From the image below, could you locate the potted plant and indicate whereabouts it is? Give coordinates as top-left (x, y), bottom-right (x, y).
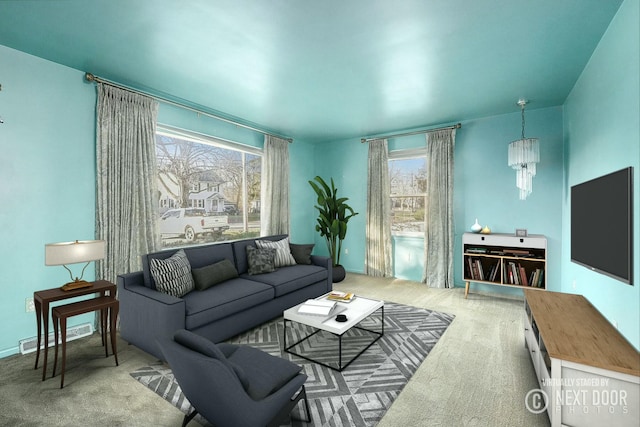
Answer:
top-left (308, 176), bottom-right (358, 282)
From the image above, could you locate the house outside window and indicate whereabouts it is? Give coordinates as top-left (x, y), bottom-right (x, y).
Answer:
top-left (156, 126), bottom-right (262, 248)
top-left (389, 149), bottom-right (426, 237)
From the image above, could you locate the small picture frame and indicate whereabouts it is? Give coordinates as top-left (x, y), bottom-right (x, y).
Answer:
top-left (515, 228), bottom-right (528, 237)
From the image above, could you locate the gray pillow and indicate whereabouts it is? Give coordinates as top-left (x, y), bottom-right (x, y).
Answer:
top-left (246, 245), bottom-right (276, 275)
top-left (289, 243), bottom-right (315, 265)
top-left (255, 237), bottom-right (296, 267)
top-left (149, 249), bottom-right (194, 297)
top-left (191, 259), bottom-right (239, 291)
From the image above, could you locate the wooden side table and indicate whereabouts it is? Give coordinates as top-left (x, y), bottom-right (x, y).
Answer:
top-left (52, 296), bottom-right (119, 388)
top-left (33, 280), bottom-right (116, 381)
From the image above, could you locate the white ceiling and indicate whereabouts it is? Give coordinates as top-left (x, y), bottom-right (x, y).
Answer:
top-left (0, 0), bottom-right (624, 142)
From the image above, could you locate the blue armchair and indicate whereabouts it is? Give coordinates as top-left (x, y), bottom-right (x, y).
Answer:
top-left (158, 329), bottom-right (311, 427)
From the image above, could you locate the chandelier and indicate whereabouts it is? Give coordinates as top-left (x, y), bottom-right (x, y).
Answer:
top-left (508, 99), bottom-right (539, 200)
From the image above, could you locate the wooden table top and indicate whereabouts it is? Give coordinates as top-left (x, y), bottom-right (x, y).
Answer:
top-left (525, 289), bottom-right (640, 377)
top-left (34, 280), bottom-right (116, 302)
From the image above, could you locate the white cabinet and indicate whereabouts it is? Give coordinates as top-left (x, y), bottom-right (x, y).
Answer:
top-left (524, 290), bottom-right (640, 426)
top-left (462, 232), bottom-right (547, 298)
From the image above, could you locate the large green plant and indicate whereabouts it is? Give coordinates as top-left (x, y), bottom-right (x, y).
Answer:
top-left (309, 176), bottom-right (358, 267)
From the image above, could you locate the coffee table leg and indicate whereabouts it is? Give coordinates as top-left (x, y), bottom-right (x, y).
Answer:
top-left (338, 335), bottom-right (343, 370)
top-left (283, 319), bottom-right (288, 351)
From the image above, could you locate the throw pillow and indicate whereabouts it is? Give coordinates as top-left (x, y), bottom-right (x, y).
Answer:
top-left (289, 243), bottom-right (315, 265)
top-left (191, 259), bottom-right (239, 291)
top-left (246, 245), bottom-right (276, 275)
top-left (149, 249), bottom-right (194, 297)
top-left (255, 237), bottom-right (296, 267)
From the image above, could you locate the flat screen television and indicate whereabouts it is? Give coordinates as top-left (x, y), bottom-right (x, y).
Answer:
top-left (571, 167), bottom-right (633, 285)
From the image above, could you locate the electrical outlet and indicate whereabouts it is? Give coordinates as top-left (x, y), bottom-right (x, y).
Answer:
top-left (572, 280), bottom-right (576, 290)
top-left (344, 248), bottom-right (349, 255)
top-left (25, 297), bottom-right (35, 313)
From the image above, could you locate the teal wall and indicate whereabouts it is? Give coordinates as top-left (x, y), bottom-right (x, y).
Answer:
top-left (454, 108), bottom-right (564, 296)
top-left (0, 45), bottom-right (319, 358)
top-left (562, 0), bottom-right (639, 349)
top-left (0, 0), bottom-right (637, 356)
top-left (0, 45), bottom-right (97, 357)
top-left (311, 107), bottom-right (564, 295)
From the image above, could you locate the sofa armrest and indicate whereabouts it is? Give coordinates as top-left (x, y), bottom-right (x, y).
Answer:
top-left (310, 255), bottom-right (333, 293)
top-left (117, 272), bottom-right (186, 360)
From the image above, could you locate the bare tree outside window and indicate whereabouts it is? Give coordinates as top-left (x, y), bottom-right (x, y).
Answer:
top-left (156, 130), bottom-right (261, 247)
top-left (389, 157), bottom-right (426, 236)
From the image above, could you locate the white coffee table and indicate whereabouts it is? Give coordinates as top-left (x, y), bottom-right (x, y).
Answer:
top-left (283, 293), bottom-right (384, 371)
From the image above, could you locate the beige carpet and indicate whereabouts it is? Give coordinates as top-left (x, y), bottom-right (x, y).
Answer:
top-left (0, 274), bottom-right (549, 426)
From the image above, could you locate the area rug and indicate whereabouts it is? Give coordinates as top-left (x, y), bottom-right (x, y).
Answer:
top-left (131, 301), bottom-right (454, 427)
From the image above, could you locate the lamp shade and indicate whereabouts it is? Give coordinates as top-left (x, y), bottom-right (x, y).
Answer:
top-left (45, 240), bottom-right (106, 266)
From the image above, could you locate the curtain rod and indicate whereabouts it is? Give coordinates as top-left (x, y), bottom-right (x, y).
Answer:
top-left (84, 73), bottom-right (293, 143)
top-left (360, 122), bottom-right (462, 143)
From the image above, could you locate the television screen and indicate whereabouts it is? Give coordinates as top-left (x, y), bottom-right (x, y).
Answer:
top-left (571, 167), bottom-right (633, 285)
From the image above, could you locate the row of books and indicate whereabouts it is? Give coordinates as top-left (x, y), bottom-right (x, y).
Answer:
top-left (504, 262), bottom-right (544, 287)
top-left (465, 258), bottom-right (544, 288)
top-left (466, 258), bottom-right (500, 282)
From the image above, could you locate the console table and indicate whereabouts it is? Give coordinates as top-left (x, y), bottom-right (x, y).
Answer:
top-left (33, 280), bottom-right (116, 381)
top-left (524, 289), bottom-right (639, 426)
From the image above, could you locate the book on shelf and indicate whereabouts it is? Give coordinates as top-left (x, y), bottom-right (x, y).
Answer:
top-left (298, 299), bottom-right (337, 316)
top-left (327, 291), bottom-right (355, 302)
top-left (466, 247), bottom-right (487, 254)
top-left (519, 265), bottom-right (529, 287)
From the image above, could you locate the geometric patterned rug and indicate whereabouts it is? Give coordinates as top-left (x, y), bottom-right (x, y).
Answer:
top-left (131, 301), bottom-right (454, 426)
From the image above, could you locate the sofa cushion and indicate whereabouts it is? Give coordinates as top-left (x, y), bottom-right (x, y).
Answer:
top-left (226, 345), bottom-right (302, 400)
top-left (149, 249), bottom-right (194, 297)
top-left (191, 259), bottom-right (239, 291)
top-left (182, 277), bottom-right (274, 329)
top-left (255, 237), bottom-right (296, 267)
top-left (246, 246), bottom-right (276, 275)
top-left (142, 243), bottom-right (235, 290)
top-left (289, 243), bottom-right (315, 265)
top-left (242, 264), bottom-right (328, 297)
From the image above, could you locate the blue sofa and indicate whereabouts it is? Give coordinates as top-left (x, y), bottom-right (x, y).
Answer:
top-left (117, 235), bottom-right (332, 360)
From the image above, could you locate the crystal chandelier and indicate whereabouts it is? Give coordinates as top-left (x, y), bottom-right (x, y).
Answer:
top-left (508, 99), bottom-right (539, 200)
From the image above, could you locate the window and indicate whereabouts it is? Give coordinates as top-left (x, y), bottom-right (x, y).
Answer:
top-left (389, 149), bottom-right (426, 237)
top-left (156, 126), bottom-right (262, 248)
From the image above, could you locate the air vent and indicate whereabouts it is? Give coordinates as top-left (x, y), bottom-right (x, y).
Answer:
top-left (19, 322), bottom-right (94, 355)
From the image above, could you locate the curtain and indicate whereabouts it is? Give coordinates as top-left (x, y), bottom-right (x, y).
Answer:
top-left (423, 129), bottom-right (456, 288)
top-left (260, 135), bottom-right (290, 235)
top-left (365, 139), bottom-right (393, 277)
top-left (95, 84), bottom-right (160, 285)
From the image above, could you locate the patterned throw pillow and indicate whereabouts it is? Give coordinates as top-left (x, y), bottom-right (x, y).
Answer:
top-left (150, 249), bottom-right (194, 297)
top-left (255, 237), bottom-right (297, 267)
top-left (246, 245), bottom-right (276, 275)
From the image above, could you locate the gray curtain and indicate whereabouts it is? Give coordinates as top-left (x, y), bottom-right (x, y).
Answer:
top-left (260, 135), bottom-right (290, 235)
top-left (423, 129), bottom-right (456, 288)
top-left (95, 84), bottom-right (160, 284)
top-left (365, 139), bottom-right (393, 277)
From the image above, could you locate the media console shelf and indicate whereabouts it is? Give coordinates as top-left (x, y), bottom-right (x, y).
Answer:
top-left (462, 232), bottom-right (546, 298)
top-left (524, 290), bottom-right (639, 426)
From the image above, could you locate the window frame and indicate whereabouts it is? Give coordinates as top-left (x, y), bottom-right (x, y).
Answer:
top-left (155, 124), bottom-right (263, 247)
top-left (388, 148), bottom-right (427, 238)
